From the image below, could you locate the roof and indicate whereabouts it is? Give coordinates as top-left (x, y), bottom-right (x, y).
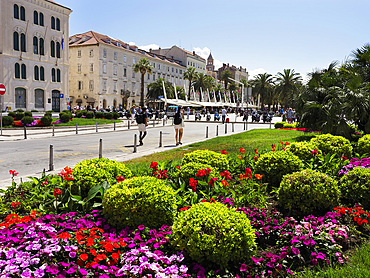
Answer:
top-left (45, 0), bottom-right (72, 11)
top-left (207, 53), bottom-right (213, 60)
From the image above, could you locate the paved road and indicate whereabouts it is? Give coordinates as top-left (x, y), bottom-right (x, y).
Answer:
top-left (0, 116), bottom-right (278, 189)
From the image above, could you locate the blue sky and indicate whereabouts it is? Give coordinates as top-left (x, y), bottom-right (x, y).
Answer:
top-left (57, 0), bottom-right (370, 81)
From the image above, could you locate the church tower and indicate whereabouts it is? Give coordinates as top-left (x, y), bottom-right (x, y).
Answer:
top-left (206, 52), bottom-right (214, 72)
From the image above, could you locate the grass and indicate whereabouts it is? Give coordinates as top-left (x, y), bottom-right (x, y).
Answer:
top-left (125, 128), bottom-right (317, 169)
top-left (54, 118), bottom-right (119, 126)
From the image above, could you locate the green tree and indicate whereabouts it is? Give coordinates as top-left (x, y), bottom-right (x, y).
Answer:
top-left (133, 58), bottom-right (153, 106)
top-left (275, 69), bottom-right (302, 108)
top-left (250, 73), bottom-right (274, 109)
top-left (219, 70), bottom-right (233, 90)
top-left (183, 67), bottom-right (198, 97)
top-left (350, 44), bottom-right (370, 82)
top-left (147, 78), bottom-right (174, 100)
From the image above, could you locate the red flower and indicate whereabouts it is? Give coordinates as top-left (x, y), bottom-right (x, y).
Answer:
top-left (342, 156), bottom-right (348, 161)
top-left (237, 155), bottom-right (242, 159)
top-left (53, 188), bottom-right (62, 198)
top-left (255, 149), bottom-right (258, 154)
top-left (176, 165), bottom-right (181, 170)
top-left (219, 170), bottom-right (231, 180)
top-left (221, 180), bottom-right (229, 187)
top-left (116, 176), bottom-right (125, 182)
top-left (255, 174), bottom-right (263, 180)
top-left (189, 178), bottom-right (197, 192)
top-left (220, 149), bottom-right (227, 155)
top-left (155, 169), bottom-right (168, 179)
top-left (312, 149), bottom-right (318, 155)
top-left (208, 177), bottom-right (218, 186)
top-left (11, 201), bottom-right (21, 210)
top-left (279, 141), bottom-right (283, 145)
top-left (58, 166), bottom-right (74, 181)
top-left (80, 253), bottom-right (89, 262)
top-left (253, 155), bottom-right (259, 161)
top-left (150, 161), bottom-right (159, 170)
top-left (285, 142), bottom-right (290, 146)
top-left (271, 144), bottom-right (276, 151)
top-left (42, 180), bottom-right (48, 186)
top-left (9, 170), bottom-right (19, 177)
top-left (112, 252), bottom-right (119, 260)
top-left (240, 148), bottom-right (245, 154)
top-left (179, 205), bottom-right (191, 211)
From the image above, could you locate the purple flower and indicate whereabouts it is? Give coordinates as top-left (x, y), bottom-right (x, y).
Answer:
top-left (292, 247), bottom-right (300, 255)
top-left (240, 263), bottom-right (247, 271)
top-left (138, 225), bottom-right (145, 230)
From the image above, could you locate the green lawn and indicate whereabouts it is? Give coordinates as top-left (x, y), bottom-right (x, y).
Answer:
top-left (53, 118), bottom-right (120, 126)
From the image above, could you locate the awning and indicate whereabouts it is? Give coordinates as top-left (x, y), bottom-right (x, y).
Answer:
top-left (76, 98), bottom-right (82, 103)
top-left (159, 98), bottom-right (202, 107)
top-left (87, 97), bottom-right (95, 102)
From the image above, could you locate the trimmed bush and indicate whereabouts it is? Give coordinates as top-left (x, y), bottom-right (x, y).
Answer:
top-left (59, 112), bottom-right (71, 123)
top-left (44, 111), bottom-right (52, 117)
top-left (40, 116), bottom-right (52, 126)
top-left (24, 111), bottom-right (32, 117)
top-left (357, 134), bottom-right (370, 157)
top-left (1, 116), bottom-right (14, 126)
top-left (286, 141), bottom-right (322, 162)
top-left (274, 122), bottom-right (285, 128)
top-left (310, 134), bottom-right (352, 158)
top-left (95, 112), bottom-right (103, 119)
top-left (86, 111), bottom-right (94, 119)
top-left (340, 167), bottom-right (370, 209)
top-left (113, 112), bottom-right (119, 119)
top-left (104, 112), bottom-right (113, 119)
top-left (14, 112), bottom-right (25, 121)
top-left (277, 169), bottom-right (340, 215)
top-left (21, 116), bottom-right (34, 125)
top-left (31, 110), bottom-right (38, 112)
top-left (103, 176), bottom-right (177, 230)
top-left (255, 150), bottom-right (304, 187)
top-left (8, 111), bottom-right (16, 118)
top-left (172, 202), bottom-right (256, 269)
top-left (182, 150), bottom-right (229, 172)
top-left (75, 111), bottom-right (83, 118)
top-left (177, 162), bottom-right (217, 186)
top-left (71, 158), bottom-right (132, 198)
top-left (15, 109), bottom-right (24, 113)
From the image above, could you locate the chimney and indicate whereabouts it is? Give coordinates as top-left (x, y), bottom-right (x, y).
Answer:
top-left (193, 51), bottom-right (195, 55)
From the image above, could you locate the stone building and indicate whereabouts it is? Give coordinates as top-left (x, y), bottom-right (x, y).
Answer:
top-left (69, 31), bottom-right (186, 110)
top-left (205, 52), bottom-right (217, 79)
top-left (0, 0), bottom-right (72, 112)
top-left (217, 63), bottom-right (249, 83)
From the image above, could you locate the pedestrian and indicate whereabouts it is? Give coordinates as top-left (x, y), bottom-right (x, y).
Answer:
top-left (136, 106), bottom-right (148, 145)
top-left (221, 107), bottom-right (227, 124)
top-left (174, 106), bottom-right (184, 146)
top-left (131, 106), bottom-right (136, 123)
top-left (287, 108), bottom-right (294, 124)
top-left (187, 106), bottom-right (190, 119)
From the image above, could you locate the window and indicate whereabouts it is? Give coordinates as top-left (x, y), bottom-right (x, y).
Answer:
top-left (153, 62), bottom-right (156, 68)
top-left (51, 17), bottom-right (55, 30)
top-left (114, 65), bottom-right (117, 75)
top-left (114, 81), bottom-right (117, 91)
top-left (158, 64), bottom-right (161, 70)
top-left (103, 80), bottom-right (107, 90)
top-left (176, 69), bottom-right (178, 74)
top-left (57, 69), bottom-right (61, 82)
top-left (132, 71), bottom-right (135, 78)
top-left (180, 70), bottom-right (182, 74)
top-left (39, 38), bottom-right (44, 55)
top-left (123, 68), bottom-right (127, 77)
top-left (20, 6), bottom-right (25, 21)
top-left (15, 88), bottom-right (26, 108)
top-left (34, 66), bottom-right (39, 80)
top-left (35, 89), bottom-right (44, 108)
top-left (39, 13), bottom-right (44, 26)
top-left (20, 33), bottom-right (26, 52)
top-left (34, 11), bottom-right (38, 24)
top-left (14, 4), bottom-right (19, 19)
top-left (21, 64), bottom-right (26, 79)
top-left (147, 73), bottom-right (150, 80)
top-left (172, 67), bottom-right (174, 73)
top-left (114, 52), bottom-right (117, 60)
top-left (89, 49), bottom-right (93, 57)
top-left (77, 50), bottom-right (81, 57)
top-left (123, 55), bottom-right (127, 63)
top-left (103, 49), bottom-right (107, 58)
top-left (13, 32), bottom-right (19, 51)
top-left (77, 64), bottom-right (81, 73)
top-left (56, 42), bottom-right (61, 58)
top-left (132, 83), bottom-right (135, 92)
top-left (90, 63), bottom-right (94, 72)
top-left (50, 41), bottom-right (55, 57)
top-left (132, 57), bottom-right (135, 64)
top-left (56, 18), bottom-right (60, 31)
top-left (168, 66), bottom-right (170, 72)
top-left (103, 64), bottom-right (107, 74)
top-left (33, 37), bottom-right (38, 54)
top-left (15, 63), bottom-right (20, 78)
top-left (153, 73), bottom-right (155, 81)
top-left (89, 80), bottom-right (94, 90)
top-left (51, 68), bottom-right (56, 82)
top-left (78, 81), bottom-right (83, 90)
top-left (40, 66), bottom-right (45, 81)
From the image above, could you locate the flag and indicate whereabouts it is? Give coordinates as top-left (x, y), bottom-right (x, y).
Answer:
top-left (61, 32), bottom-right (64, 50)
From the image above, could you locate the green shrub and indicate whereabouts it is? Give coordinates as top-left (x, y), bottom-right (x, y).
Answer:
top-left (172, 202), bottom-right (256, 269)
top-left (59, 112), bottom-right (71, 123)
top-left (72, 158), bottom-right (132, 198)
top-left (182, 150), bottom-right (229, 172)
top-left (274, 122), bottom-right (285, 128)
top-left (255, 150), bottom-right (304, 187)
top-left (177, 162), bottom-right (217, 186)
top-left (21, 116), bottom-right (34, 125)
top-left (310, 134), bottom-right (352, 158)
top-left (76, 111), bottom-right (83, 118)
top-left (104, 112), bottom-right (113, 119)
top-left (8, 111), bottom-right (16, 118)
top-left (277, 169), bottom-right (340, 215)
top-left (15, 109), bottom-right (24, 113)
top-left (15, 112), bottom-right (25, 121)
top-left (95, 112), bottom-right (103, 119)
top-left (40, 116), bottom-right (52, 126)
top-left (357, 134), bottom-right (370, 157)
top-left (113, 112), bottom-right (119, 119)
top-left (31, 110), bottom-right (38, 112)
top-left (86, 111), bottom-right (94, 119)
top-left (103, 176), bottom-right (177, 229)
top-left (1, 116), bottom-right (14, 126)
top-left (283, 123), bottom-right (297, 128)
top-left (340, 167), bottom-right (370, 209)
top-left (24, 111), bottom-right (32, 117)
top-left (44, 111), bottom-right (52, 117)
top-left (286, 141), bottom-right (322, 162)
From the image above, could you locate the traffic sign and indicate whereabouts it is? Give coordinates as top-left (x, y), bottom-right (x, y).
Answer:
top-left (0, 84), bottom-right (5, 95)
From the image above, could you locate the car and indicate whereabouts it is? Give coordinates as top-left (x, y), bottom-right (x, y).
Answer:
top-left (166, 105), bottom-right (178, 118)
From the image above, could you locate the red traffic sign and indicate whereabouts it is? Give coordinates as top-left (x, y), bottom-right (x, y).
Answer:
top-left (0, 84), bottom-right (6, 95)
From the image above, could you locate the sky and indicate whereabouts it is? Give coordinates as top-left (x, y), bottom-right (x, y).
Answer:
top-left (56, 0), bottom-right (370, 82)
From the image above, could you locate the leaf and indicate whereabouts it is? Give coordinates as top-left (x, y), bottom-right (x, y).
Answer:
top-left (86, 183), bottom-right (103, 202)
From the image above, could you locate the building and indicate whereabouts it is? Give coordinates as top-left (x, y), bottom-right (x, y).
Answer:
top-left (0, 0), bottom-right (72, 112)
top-left (217, 63), bottom-right (249, 83)
top-left (69, 31), bottom-right (186, 110)
top-left (150, 46), bottom-right (206, 74)
top-left (205, 52), bottom-right (217, 79)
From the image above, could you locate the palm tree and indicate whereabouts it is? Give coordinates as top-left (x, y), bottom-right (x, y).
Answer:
top-left (214, 84), bottom-right (223, 101)
top-left (133, 58), bottom-right (153, 106)
top-left (219, 70), bottom-right (232, 90)
top-left (147, 78), bottom-right (174, 100)
top-left (275, 69), bottom-right (302, 108)
top-left (250, 73), bottom-right (274, 109)
top-left (183, 67), bottom-right (198, 96)
top-left (350, 44), bottom-right (370, 82)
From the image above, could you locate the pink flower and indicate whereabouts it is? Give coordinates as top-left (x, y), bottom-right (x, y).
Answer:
top-left (240, 263), bottom-right (247, 271)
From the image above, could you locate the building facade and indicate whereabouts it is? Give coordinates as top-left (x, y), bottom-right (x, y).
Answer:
top-left (217, 63), bottom-right (249, 83)
top-left (0, 0), bottom-right (71, 112)
top-left (69, 31), bottom-right (186, 110)
top-left (205, 52), bottom-right (217, 79)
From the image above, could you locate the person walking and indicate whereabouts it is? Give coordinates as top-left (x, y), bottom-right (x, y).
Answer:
top-left (130, 106), bottom-right (136, 123)
top-left (187, 106), bottom-right (190, 119)
top-left (221, 107), bottom-right (227, 124)
top-left (135, 106), bottom-right (148, 145)
top-left (174, 106), bottom-right (184, 146)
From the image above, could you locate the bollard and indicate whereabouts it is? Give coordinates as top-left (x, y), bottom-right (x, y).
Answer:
top-left (216, 125), bottom-right (218, 136)
top-left (206, 126), bottom-right (208, 138)
top-left (246, 121), bottom-right (248, 131)
top-left (99, 138), bottom-right (103, 158)
top-left (244, 121), bottom-right (246, 130)
top-left (163, 118), bottom-right (165, 126)
top-left (49, 145), bottom-right (54, 171)
top-left (52, 124), bottom-right (55, 136)
top-left (133, 134), bottom-right (137, 153)
top-left (159, 131), bottom-right (162, 147)
top-left (270, 121), bottom-right (272, 129)
top-left (232, 123), bottom-right (234, 132)
top-left (76, 123), bottom-right (78, 134)
top-left (24, 125), bottom-right (27, 139)
top-left (114, 120), bottom-right (116, 131)
top-left (128, 120), bottom-right (130, 129)
top-left (96, 122), bottom-right (98, 132)
top-left (225, 123), bottom-right (227, 134)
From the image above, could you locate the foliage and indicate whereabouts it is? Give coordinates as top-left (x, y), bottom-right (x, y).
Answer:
top-left (338, 157), bottom-right (370, 176)
top-left (1, 115), bottom-right (14, 126)
top-left (357, 134), bottom-right (370, 156)
top-left (103, 176), bottom-right (177, 229)
top-left (8, 111), bottom-right (16, 118)
top-left (255, 150), bottom-right (304, 187)
top-left (274, 122), bottom-right (285, 128)
top-left (340, 167), bottom-right (370, 209)
top-left (59, 112), bottom-right (72, 123)
top-left (21, 116), bottom-right (34, 125)
top-left (24, 111), bottom-right (32, 117)
top-left (177, 162), bottom-right (216, 184)
top-left (95, 111), bottom-right (103, 119)
top-left (85, 111), bottom-right (94, 119)
top-left (277, 169), bottom-right (340, 216)
top-left (172, 202), bottom-right (256, 269)
top-left (14, 112), bottom-right (25, 121)
top-left (286, 141), bottom-right (322, 162)
top-left (311, 133), bottom-right (353, 158)
top-left (40, 115), bottom-right (52, 126)
top-left (182, 149), bottom-right (229, 172)
top-left (71, 158), bottom-right (132, 198)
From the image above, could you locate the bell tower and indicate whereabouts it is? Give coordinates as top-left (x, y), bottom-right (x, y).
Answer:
top-left (206, 52), bottom-right (214, 72)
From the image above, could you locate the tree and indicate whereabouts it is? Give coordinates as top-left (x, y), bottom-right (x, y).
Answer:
top-left (275, 69), bottom-right (302, 108)
top-left (219, 70), bottom-right (232, 90)
top-left (133, 58), bottom-right (153, 106)
top-left (147, 78), bottom-right (174, 100)
top-left (183, 67), bottom-right (198, 97)
top-left (350, 44), bottom-right (370, 82)
top-left (250, 73), bottom-right (274, 109)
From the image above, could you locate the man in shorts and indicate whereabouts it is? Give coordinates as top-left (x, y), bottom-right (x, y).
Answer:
top-left (136, 106), bottom-right (148, 145)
